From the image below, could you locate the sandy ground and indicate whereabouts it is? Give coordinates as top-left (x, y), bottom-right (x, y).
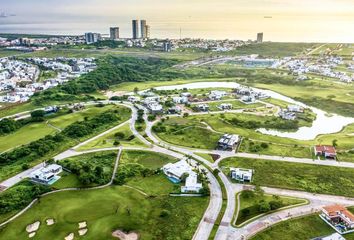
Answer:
top-left (46, 219), bottom-right (55, 226)
top-left (26, 221), bottom-right (40, 233)
top-left (78, 228), bottom-right (88, 236)
top-left (105, 90), bottom-right (129, 99)
top-left (64, 233), bottom-right (74, 240)
top-left (112, 230), bottom-right (139, 240)
top-left (28, 232), bottom-right (36, 238)
top-left (78, 221), bottom-right (87, 229)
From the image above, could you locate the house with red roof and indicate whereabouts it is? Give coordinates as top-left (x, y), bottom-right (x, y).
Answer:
top-left (314, 145), bottom-right (337, 159)
top-left (320, 204), bottom-right (354, 234)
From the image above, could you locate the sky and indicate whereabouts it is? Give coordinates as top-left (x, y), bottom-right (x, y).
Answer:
top-left (0, 0), bottom-right (353, 42)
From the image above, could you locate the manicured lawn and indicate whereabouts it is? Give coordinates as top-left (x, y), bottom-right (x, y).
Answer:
top-left (120, 150), bottom-right (177, 169)
top-left (262, 98), bottom-right (292, 108)
top-left (239, 139), bottom-right (312, 158)
top-left (235, 191), bottom-right (306, 226)
top-left (77, 122), bottom-right (146, 151)
top-left (51, 172), bottom-right (82, 189)
top-left (251, 212), bottom-right (354, 240)
top-left (0, 181), bottom-right (208, 239)
top-left (220, 157), bottom-right (354, 197)
top-left (0, 122), bottom-right (57, 153)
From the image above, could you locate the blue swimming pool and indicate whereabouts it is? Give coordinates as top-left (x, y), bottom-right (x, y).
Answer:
top-left (47, 176), bottom-right (61, 185)
top-left (167, 176), bottom-right (180, 184)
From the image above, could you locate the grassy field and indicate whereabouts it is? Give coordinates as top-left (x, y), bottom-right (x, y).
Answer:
top-left (77, 122), bottom-right (146, 151)
top-left (251, 212), bottom-right (354, 240)
top-left (53, 151), bottom-right (117, 189)
top-left (120, 150), bottom-right (177, 169)
top-left (0, 105), bottom-right (123, 153)
top-left (239, 139), bottom-right (313, 158)
top-left (194, 152), bottom-right (215, 162)
top-left (154, 117), bottom-right (223, 149)
top-left (235, 191), bottom-right (306, 225)
top-left (220, 157), bottom-right (354, 197)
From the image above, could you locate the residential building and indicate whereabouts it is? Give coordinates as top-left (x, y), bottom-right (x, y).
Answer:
top-left (172, 96), bottom-right (189, 104)
top-left (85, 32), bottom-right (101, 44)
top-left (218, 134), bottom-right (240, 150)
top-left (209, 90), bottom-right (227, 100)
top-left (320, 205), bottom-right (354, 234)
top-left (181, 172), bottom-right (203, 193)
top-left (279, 110), bottom-right (297, 120)
top-left (230, 168), bottom-right (253, 182)
top-left (162, 160), bottom-right (203, 193)
top-left (30, 164), bottom-right (62, 185)
top-left (140, 20), bottom-right (147, 39)
top-left (127, 96), bottom-right (140, 103)
top-left (257, 32), bottom-right (264, 43)
top-left (163, 41), bottom-right (172, 52)
top-left (197, 104), bottom-right (209, 112)
top-left (287, 105), bottom-right (304, 113)
top-left (219, 103), bottom-right (232, 110)
top-left (146, 102), bottom-right (163, 115)
top-left (132, 20), bottom-right (139, 39)
top-left (180, 92), bottom-right (191, 98)
top-left (314, 145), bottom-right (337, 159)
top-left (167, 106), bottom-right (181, 114)
top-left (145, 25), bottom-right (151, 39)
top-left (240, 95), bottom-right (256, 104)
top-left (110, 27), bottom-right (120, 40)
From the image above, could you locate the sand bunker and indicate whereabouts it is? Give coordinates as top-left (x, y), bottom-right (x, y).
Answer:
top-left (28, 232), bottom-right (36, 238)
top-left (78, 228), bottom-right (88, 236)
top-left (112, 230), bottom-right (139, 240)
top-left (64, 233), bottom-right (74, 240)
top-left (26, 221), bottom-right (40, 233)
top-left (78, 221), bottom-right (87, 229)
top-left (46, 219), bottom-right (55, 226)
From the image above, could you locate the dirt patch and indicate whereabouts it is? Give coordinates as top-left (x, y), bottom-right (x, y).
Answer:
top-left (112, 230), bottom-right (139, 240)
top-left (106, 90), bottom-right (128, 99)
top-left (26, 221), bottom-right (40, 233)
top-left (211, 154), bottom-right (220, 161)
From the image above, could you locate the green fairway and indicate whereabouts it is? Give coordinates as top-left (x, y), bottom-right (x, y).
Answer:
top-left (0, 184), bottom-right (208, 240)
top-left (235, 190), bottom-right (306, 226)
top-left (77, 122), bottom-right (146, 151)
top-left (220, 157), bottom-right (354, 197)
top-left (0, 105), bottom-right (126, 153)
top-left (190, 100), bottom-right (264, 112)
top-left (251, 212), bottom-right (354, 240)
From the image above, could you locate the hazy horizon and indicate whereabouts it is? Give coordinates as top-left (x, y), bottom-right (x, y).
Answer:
top-left (0, 0), bottom-right (353, 43)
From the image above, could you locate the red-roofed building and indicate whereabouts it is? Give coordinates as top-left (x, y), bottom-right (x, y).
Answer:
top-left (314, 145), bottom-right (337, 159)
top-left (321, 204), bottom-right (354, 234)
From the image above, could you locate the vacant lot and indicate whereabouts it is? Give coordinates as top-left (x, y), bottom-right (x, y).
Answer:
top-left (220, 157), bottom-right (354, 197)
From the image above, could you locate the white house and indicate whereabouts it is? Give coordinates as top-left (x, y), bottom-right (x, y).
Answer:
top-left (287, 105), bottom-right (304, 113)
top-left (181, 172), bottom-right (203, 193)
top-left (172, 96), bottom-right (189, 104)
top-left (218, 103), bottom-right (232, 110)
top-left (30, 164), bottom-right (62, 185)
top-left (218, 134), bottom-right (239, 150)
top-left (127, 96), bottom-right (140, 103)
top-left (209, 90), bottom-right (227, 100)
top-left (230, 168), bottom-right (253, 182)
top-left (162, 160), bottom-right (203, 193)
top-left (197, 104), bottom-right (209, 112)
top-left (181, 92), bottom-right (191, 98)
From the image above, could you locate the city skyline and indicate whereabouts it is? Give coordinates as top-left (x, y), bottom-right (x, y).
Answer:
top-left (0, 0), bottom-right (353, 42)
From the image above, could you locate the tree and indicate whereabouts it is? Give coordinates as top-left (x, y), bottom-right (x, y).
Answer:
top-left (134, 87), bottom-right (139, 93)
top-left (332, 139), bottom-right (338, 148)
top-left (269, 200), bottom-right (283, 210)
top-left (258, 200), bottom-right (271, 213)
top-left (114, 132), bottom-right (125, 139)
top-left (30, 110), bottom-right (46, 121)
top-left (241, 208), bottom-right (251, 217)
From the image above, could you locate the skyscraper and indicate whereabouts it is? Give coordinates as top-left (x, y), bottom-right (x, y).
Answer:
top-left (132, 20), bottom-right (139, 39)
top-left (145, 25), bottom-right (151, 39)
top-left (85, 32), bottom-right (101, 44)
top-left (110, 27), bottom-right (120, 40)
top-left (140, 20), bottom-right (147, 39)
top-left (257, 32), bottom-right (264, 43)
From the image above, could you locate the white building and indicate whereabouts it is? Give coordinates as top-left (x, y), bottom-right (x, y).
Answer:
top-left (230, 168), bottom-right (253, 182)
top-left (287, 105), bottom-right (304, 113)
top-left (172, 96), bottom-right (189, 104)
top-left (162, 160), bottom-right (203, 193)
top-left (127, 96), bottom-right (141, 103)
top-left (209, 90), bottom-right (227, 100)
top-left (30, 164), bottom-right (62, 185)
top-left (219, 103), bottom-right (232, 110)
